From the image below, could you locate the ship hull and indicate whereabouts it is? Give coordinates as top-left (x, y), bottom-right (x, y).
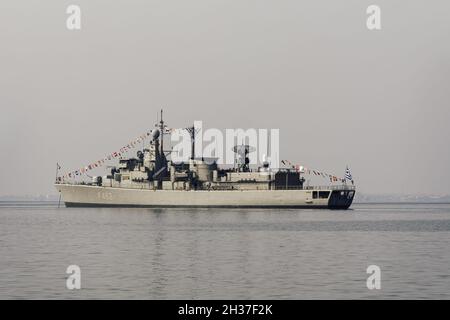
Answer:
top-left (55, 184), bottom-right (354, 209)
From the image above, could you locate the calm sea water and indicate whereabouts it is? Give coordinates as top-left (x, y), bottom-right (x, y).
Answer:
top-left (0, 202), bottom-right (449, 299)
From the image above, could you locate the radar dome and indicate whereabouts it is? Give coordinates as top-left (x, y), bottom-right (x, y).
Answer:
top-left (151, 129), bottom-right (160, 140)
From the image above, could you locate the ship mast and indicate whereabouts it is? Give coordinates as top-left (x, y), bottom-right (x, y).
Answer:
top-left (184, 124), bottom-right (197, 161)
top-left (190, 125), bottom-right (195, 160)
top-left (159, 109), bottom-right (164, 157)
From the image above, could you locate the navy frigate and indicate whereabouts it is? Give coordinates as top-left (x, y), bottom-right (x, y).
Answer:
top-left (55, 112), bottom-right (355, 209)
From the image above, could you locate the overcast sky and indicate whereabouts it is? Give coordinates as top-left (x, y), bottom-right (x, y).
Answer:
top-left (0, 0), bottom-right (449, 196)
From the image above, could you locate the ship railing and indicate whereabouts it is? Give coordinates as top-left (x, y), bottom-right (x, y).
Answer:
top-left (276, 185), bottom-right (355, 191)
top-left (55, 181), bottom-right (155, 190)
top-left (303, 185), bottom-right (356, 191)
top-left (55, 181), bottom-right (91, 186)
top-left (56, 181), bottom-right (356, 191)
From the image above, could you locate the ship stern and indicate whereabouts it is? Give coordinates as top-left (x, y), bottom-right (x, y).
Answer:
top-left (328, 189), bottom-right (355, 209)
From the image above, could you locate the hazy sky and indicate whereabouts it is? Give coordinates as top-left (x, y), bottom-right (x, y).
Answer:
top-left (0, 0), bottom-right (449, 196)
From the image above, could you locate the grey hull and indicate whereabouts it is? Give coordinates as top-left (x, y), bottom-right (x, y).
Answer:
top-left (56, 184), bottom-right (354, 209)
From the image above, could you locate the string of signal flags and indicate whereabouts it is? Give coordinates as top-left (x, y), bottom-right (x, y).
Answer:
top-left (58, 130), bottom-right (156, 180)
top-left (58, 125), bottom-right (179, 180)
top-left (281, 159), bottom-right (352, 184)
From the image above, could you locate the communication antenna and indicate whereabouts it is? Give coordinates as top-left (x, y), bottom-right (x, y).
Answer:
top-left (185, 125), bottom-right (200, 160)
top-left (232, 144), bottom-right (255, 172)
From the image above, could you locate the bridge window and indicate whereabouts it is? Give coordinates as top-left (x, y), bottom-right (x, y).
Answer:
top-left (319, 191), bottom-right (330, 199)
top-left (313, 191), bottom-right (318, 199)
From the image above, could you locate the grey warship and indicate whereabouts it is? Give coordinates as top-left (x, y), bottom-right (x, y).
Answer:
top-left (55, 113), bottom-right (355, 209)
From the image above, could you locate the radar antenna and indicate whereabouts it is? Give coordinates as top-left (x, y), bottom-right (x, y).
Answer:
top-left (232, 144), bottom-right (255, 172)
